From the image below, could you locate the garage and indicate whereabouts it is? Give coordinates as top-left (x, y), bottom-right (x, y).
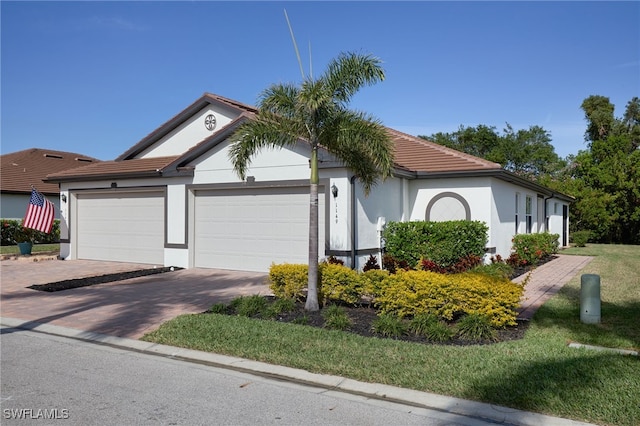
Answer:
top-left (75, 191), bottom-right (165, 264)
top-left (194, 186), bottom-right (325, 272)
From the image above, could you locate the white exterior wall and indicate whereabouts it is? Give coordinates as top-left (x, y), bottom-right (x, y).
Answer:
top-left (356, 177), bottom-right (404, 248)
top-left (490, 178), bottom-right (520, 259)
top-left (190, 140), bottom-right (311, 184)
top-left (139, 105), bottom-right (239, 159)
top-left (548, 198), bottom-right (570, 247)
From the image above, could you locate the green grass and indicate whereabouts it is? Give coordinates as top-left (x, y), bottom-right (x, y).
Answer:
top-left (142, 244), bottom-right (640, 426)
top-left (0, 243), bottom-right (59, 255)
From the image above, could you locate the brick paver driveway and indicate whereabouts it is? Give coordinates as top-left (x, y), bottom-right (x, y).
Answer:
top-left (0, 259), bottom-right (270, 338)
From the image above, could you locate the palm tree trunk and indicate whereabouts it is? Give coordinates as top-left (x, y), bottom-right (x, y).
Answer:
top-left (305, 145), bottom-right (320, 311)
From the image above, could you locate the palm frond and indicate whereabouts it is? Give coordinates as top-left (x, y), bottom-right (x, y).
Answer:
top-left (323, 52), bottom-right (386, 104)
top-left (320, 110), bottom-right (395, 194)
top-left (228, 115), bottom-right (302, 180)
top-left (259, 84), bottom-right (300, 118)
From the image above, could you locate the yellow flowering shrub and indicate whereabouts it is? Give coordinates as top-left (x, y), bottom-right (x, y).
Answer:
top-left (268, 263), bottom-right (309, 301)
top-left (360, 269), bottom-right (390, 299)
top-left (319, 263), bottom-right (363, 305)
top-left (374, 270), bottom-right (524, 327)
top-left (269, 263), bottom-right (524, 327)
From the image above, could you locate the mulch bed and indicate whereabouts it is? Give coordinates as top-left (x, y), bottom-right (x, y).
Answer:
top-left (27, 267), bottom-right (182, 292)
top-left (208, 296), bottom-right (530, 346)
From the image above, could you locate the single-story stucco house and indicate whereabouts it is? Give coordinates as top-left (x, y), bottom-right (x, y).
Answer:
top-left (1, 148), bottom-right (99, 220)
top-left (46, 93), bottom-right (572, 272)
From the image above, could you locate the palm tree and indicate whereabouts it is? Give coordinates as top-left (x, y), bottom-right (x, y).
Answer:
top-left (229, 52), bottom-right (394, 311)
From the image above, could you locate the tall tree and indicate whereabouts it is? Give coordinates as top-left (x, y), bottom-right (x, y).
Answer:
top-left (622, 97), bottom-right (640, 150)
top-left (581, 95), bottom-right (617, 143)
top-left (228, 52), bottom-right (394, 311)
top-left (422, 124), bottom-right (565, 179)
top-left (560, 95), bottom-right (640, 243)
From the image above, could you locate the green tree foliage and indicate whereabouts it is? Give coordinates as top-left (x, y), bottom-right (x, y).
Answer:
top-left (422, 124), bottom-right (565, 179)
top-left (229, 52), bottom-right (394, 311)
top-left (561, 95), bottom-right (640, 244)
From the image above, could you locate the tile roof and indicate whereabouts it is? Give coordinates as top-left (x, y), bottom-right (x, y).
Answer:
top-left (45, 156), bottom-right (181, 182)
top-left (45, 93), bottom-right (501, 183)
top-left (1, 148), bottom-right (100, 195)
top-left (387, 128), bottom-right (502, 173)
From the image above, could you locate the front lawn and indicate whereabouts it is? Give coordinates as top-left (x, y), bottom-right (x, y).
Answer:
top-left (142, 244), bottom-right (640, 426)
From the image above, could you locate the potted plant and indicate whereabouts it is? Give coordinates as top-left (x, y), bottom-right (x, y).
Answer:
top-left (15, 226), bottom-right (35, 255)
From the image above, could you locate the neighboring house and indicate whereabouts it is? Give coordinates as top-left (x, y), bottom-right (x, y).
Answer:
top-left (1, 148), bottom-right (99, 220)
top-left (46, 93), bottom-right (573, 272)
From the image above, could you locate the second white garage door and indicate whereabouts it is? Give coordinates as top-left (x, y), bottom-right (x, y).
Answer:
top-left (76, 191), bottom-right (165, 265)
top-left (194, 186), bottom-right (325, 272)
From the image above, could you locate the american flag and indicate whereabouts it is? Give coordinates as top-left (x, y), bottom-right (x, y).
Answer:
top-left (23, 188), bottom-right (55, 233)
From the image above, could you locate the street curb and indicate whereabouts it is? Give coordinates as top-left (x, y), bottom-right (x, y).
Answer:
top-left (1, 317), bottom-right (594, 426)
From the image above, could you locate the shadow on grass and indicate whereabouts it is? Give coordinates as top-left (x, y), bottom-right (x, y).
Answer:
top-left (461, 351), bottom-right (640, 426)
top-left (532, 284), bottom-right (640, 350)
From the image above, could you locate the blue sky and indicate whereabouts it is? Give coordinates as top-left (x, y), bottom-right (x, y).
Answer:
top-left (2, 1), bottom-right (639, 161)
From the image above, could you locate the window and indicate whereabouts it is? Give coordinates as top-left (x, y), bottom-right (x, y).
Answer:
top-left (515, 193), bottom-right (520, 234)
top-left (526, 195), bottom-right (533, 234)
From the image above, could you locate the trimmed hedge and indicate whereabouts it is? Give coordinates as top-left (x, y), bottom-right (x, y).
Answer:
top-left (382, 220), bottom-right (488, 270)
top-left (1, 219), bottom-right (61, 245)
top-left (373, 270), bottom-right (523, 327)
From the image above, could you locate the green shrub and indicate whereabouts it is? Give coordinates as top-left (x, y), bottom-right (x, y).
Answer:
top-left (230, 295), bottom-right (268, 317)
top-left (508, 233), bottom-right (559, 267)
top-left (382, 220), bottom-right (488, 270)
top-left (1, 219), bottom-right (61, 245)
top-left (408, 313), bottom-right (439, 336)
top-left (423, 320), bottom-right (456, 342)
top-left (372, 313), bottom-right (408, 338)
top-left (571, 230), bottom-right (591, 247)
top-left (456, 313), bottom-right (497, 341)
top-left (263, 298), bottom-right (297, 319)
top-left (208, 303), bottom-right (228, 314)
top-left (269, 298), bottom-right (296, 314)
top-left (321, 305), bottom-right (351, 330)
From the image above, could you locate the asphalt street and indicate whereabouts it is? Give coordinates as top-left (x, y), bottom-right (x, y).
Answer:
top-left (1, 327), bottom-right (495, 426)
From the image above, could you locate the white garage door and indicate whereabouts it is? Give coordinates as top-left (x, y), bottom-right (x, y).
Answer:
top-left (76, 191), bottom-right (164, 264)
top-left (194, 186), bottom-right (325, 272)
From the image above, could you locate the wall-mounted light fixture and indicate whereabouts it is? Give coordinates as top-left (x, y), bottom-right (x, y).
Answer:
top-left (110, 182), bottom-right (117, 188)
top-left (331, 183), bottom-right (338, 198)
top-left (61, 194), bottom-right (67, 203)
